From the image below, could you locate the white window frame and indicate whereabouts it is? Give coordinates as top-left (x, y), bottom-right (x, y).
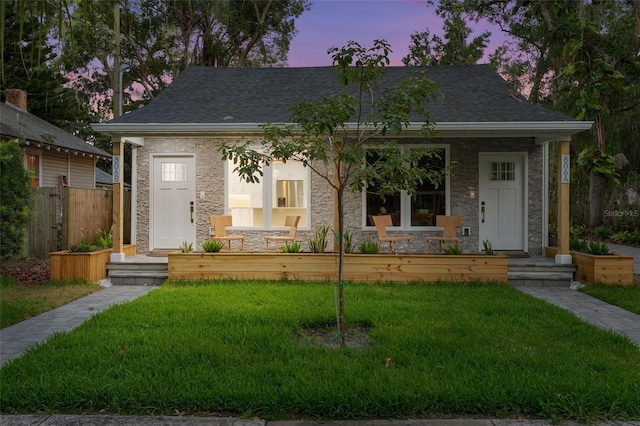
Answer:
top-left (362, 144), bottom-right (450, 230)
top-left (225, 153), bottom-right (311, 230)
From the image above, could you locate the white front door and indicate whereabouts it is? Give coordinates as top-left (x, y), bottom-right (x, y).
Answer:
top-left (151, 155), bottom-right (196, 249)
top-left (478, 153), bottom-right (525, 251)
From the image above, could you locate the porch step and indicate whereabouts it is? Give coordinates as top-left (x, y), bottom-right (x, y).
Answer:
top-left (508, 259), bottom-right (575, 287)
top-left (106, 262), bottom-right (168, 286)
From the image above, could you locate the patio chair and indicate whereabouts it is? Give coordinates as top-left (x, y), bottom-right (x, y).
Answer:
top-left (265, 215), bottom-right (300, 251)
top-left (372, 214), bottom-right (411, 253)
top-left (209, 215), bottom-right (245, 251)
top-left (425, 215), bottom-right (462, 253)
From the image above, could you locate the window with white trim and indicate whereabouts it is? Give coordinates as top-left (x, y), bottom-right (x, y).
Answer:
top-left (365, 145), bottom-right (448, 228)
top-left (227, 158), bottom-right (309, 228)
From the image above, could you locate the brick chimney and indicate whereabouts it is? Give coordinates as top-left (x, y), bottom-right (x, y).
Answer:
top-left (5, 89), bottom-right (27, 110)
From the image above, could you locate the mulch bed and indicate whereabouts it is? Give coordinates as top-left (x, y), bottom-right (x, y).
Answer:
top-left (0, 259), bottom-right (51, 286)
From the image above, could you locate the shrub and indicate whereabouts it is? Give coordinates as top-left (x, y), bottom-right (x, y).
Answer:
top-left (570, 225), bottom-right (587, 238)
top-left (586, 240), bottom-right (610, 255)
top-left (443, 243), bottom-right (462, 255)
top-left (95, 228), bottom-right (113, 249)
top-left (282, 241), bottom-right (303, 253)
top-left (180, 241), bottom-right (193, 253)
top-left (358, 240), bottom-right (380, 254)
top-left (0, 140), bottom-right (32, 259)
top-left (570, 237), bottom-right (588, 252)
top-left (308, 225), bottom-right (330, 253)
top-left (593, 225), bottom-right (612, 241)
top-left (202, 240), bottom-right (225, 252)
top-left (482, 240), bottom-right (496, 255)
top-left (69, 241), bottom-right (96, 253)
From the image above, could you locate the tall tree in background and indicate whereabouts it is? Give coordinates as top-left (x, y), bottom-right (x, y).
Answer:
top-left (165, 0), bottom-right (310, 67)
top-left (444, 0), bottom-right (640, 228)
top-left (1, 0), bottom-right (93, 135)
top-left (403, 4), bottom-right (490, 66)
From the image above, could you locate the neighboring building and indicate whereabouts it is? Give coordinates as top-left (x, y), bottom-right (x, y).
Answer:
top-left (1, 89), bottom-right (111, 189)
top-left (93, 65), bottom-right (592, 256)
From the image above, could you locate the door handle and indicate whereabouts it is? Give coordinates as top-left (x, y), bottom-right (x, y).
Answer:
top-left (190, 201), bottom-right (194, 223)
top-left (481, 201), bottom-right (485, 224)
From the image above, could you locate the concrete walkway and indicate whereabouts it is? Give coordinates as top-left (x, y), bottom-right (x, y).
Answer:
top-left (0, 285), bottom-right (156, 367)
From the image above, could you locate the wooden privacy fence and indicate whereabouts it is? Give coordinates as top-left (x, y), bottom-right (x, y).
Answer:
top-left (62, 187), bottom-right (131, 249)
top-left (26, 188), bottom-right (58, 259)
top-left (25, 187), bottom-right (131, 259)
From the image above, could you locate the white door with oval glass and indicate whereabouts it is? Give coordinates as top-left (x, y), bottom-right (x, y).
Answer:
top-left (151, 155), bottom-right (196, 249)
top-left (478, 153), bottom-right (525, 251)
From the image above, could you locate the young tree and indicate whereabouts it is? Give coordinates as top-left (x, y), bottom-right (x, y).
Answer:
top-left (221, 40), bottom-right (449, 347)
top-left (0, 140), bottom-right (32, 260)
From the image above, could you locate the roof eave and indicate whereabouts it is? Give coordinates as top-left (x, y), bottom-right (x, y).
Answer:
top-left (92, 120), bottom-right (594, 140)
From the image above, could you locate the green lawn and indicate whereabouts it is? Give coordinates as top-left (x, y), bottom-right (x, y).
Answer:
top-left (579, 282), bottom-right (640, 314)
top-left (0, 276), bottom-right (102, 329)
top-left (1, 280), bottom-right (639, 421)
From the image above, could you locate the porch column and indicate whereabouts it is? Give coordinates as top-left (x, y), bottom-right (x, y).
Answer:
top-left (556, 139), bottom-right (571, 264)
top-left (111, 136), bottom-right (125, 262)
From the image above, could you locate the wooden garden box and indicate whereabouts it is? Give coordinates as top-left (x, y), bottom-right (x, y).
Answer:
top-left (50, 244), bottom-right (136, 281)
top-left (168, 252), bottom-right (508, 283)
top-left (545, 247), bottom-right (633, 285)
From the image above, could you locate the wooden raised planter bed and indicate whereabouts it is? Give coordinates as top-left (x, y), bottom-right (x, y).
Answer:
top-left (168, 252), bottom-right (508, 283)
top-left (545, 247), bottom-right (633, 285)
top-left (50, 244), bottom-right (136, 282)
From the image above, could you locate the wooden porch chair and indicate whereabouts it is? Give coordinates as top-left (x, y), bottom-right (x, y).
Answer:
top-left (265, 215), bottom-right (300, 251)
top-left (372, 214), bottom-right (411, 253)
top-left (425, 215), bottom-right (462, 253)
top-left (209, 215), bottom-right (245, 251)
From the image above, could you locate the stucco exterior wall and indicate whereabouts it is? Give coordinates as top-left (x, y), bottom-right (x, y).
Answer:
top-left (134, 137), bottom-right (544, 255)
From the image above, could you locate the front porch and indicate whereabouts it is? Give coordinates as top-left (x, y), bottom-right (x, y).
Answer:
top-left (106, 253), bottom-right (575, 287)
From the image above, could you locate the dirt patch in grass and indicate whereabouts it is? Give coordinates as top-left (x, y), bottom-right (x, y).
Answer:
top-left (298, 325), bottom-right (372, 350)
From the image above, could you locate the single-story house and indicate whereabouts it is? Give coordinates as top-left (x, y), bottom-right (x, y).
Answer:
top-left (92, 65), bottom-right (592, 262)
top-left (1, 89), bottom-right (111, 189)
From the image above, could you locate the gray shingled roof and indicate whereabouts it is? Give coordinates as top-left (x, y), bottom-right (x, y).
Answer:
top-left (1, 102), bottom-right (111, 158)
top-left (106, 64), bottom-right (576, 125)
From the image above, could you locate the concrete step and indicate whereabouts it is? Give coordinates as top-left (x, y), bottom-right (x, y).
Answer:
top-left (508, 271), bottom-right (573, 287)
top-left (508, 265), bottom-right (576, 273)
top-left (107, 262), bottom-right (168, 286)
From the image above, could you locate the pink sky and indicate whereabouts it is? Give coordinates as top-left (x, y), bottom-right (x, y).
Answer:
top-left (287, 0), bottom-right (505, 67)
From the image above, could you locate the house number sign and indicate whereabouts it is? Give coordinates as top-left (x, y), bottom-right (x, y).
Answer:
top-left (112, 156), bottom-right (120, 184)
top-left (561, 155), bottom-right (570, 184)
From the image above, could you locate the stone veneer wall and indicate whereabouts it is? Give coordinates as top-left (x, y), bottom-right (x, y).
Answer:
top-left (135, 137), bottom-right (544, 255)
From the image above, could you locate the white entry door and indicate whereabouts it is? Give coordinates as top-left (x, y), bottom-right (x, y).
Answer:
top-left (151, 155), bottom-right (196, 249)
top-left (478, 153), bottom-right (525, 251)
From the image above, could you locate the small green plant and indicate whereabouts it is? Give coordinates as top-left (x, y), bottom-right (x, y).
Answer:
top-left (570, 224), bottom-right (587, 238)
top-left (358, 239), bottom-right (380, 254)
top-left (611, 230), bottom-right (640, 245)
top-left (482, 240), bottom-right (496, 255)
top-left (443, 243), bottom-right (462, 255)
top-left (69, 241), bottom-right (96, 253)
top-left (586, 240), bottom-right (610, 255)
top-left (308, 225), bottom-right (330, 253)
top-left (202, 240), bottom-right (225, 253)
top-left (281, 241), bottom-right (303, 253)
top-left (570, 237), bottom-right (588, 252)
top-left (95, 227), bottom-right (113, 249)
top-left (180, 241), bottom-right (194, 253)
top-left (593, 225), bottom-right (612, 241)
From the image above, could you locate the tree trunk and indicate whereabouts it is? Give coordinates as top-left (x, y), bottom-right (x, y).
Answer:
top-left (589, 170), bottom-right (605, 227)
top-left (336, 188), bottom-right (346, 348)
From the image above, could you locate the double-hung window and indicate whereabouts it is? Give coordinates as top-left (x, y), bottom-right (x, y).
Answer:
top-left (227, 156), bottom-right (309, 228)
top-left (365, 145), bottom-right (448, 229)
